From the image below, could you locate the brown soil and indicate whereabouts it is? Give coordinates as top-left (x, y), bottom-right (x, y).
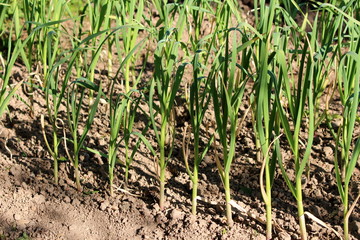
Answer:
top-left (1, 2), bottom-right (360, 240)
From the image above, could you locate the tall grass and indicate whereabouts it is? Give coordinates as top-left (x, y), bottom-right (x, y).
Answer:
top-left (183, 48), bottom-right (213, 215)
top-left (149, 27), bottom-right (187, 210)
top-left (112, 1), bottom-right (149, 192)
top-left (334, 49), bottom-right (360, 239)
top-left (108, 87), bottom-right (145, 195)
top-left (328, 3), bottom-right (360, 238)
top-left (210, 10), bottom-right (256, 224)
top-left (274, 23), bottom-right (317, 240)
top-left (66, 78), bottom-right (101, 191)
top-left (41, 22), bottom-right (110, 186)
top-left (253, 1), bottom-right (280, 238)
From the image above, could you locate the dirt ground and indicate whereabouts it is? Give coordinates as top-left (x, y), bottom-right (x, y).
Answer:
top-left (1, 1), bottom-right (360, 240)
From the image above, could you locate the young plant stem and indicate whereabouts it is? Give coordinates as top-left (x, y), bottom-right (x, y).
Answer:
top-left (344, 188), bottom-right (349, 240)
top-left (159, 122), bottom-right (167, 210)
top-left (265, 163), bottom-right (272, 240)
top-left (72, 131), bottom-right (81, 191)
top-left (191, 167), bottom-right (198, 215)
top-left (296, 178), bottom-right (307, 240)
top-left (159, 171), bottom-right (166, 210)
top-left (191, 128), bottom-right (200, 213)
top-left (124, 145), bottom-right (130, 188)
top-left (41, 114), bottom-right (60, 185)
top-left (74, 157), bottom-right (81, 191)
top-left (109, 166), bottom-right (114, 196)
top-left (224, 173), bottom-right (233, 226)
top-left (108, 91), bottom-right (127, 195)
top-left (52, 131), bottom-right (59, 185)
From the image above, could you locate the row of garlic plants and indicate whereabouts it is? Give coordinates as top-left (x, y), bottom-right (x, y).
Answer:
top-left (0, 0), bottom-right (359, 239)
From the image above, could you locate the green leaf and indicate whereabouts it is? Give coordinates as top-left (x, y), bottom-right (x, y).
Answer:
top-left (345, 138), bottom-right (360, 186)
top-left (131, 131), bottom-right (156, 157)
top-left (0, 81), bottom-right (23, 117)
top-left (72, 78), bottom-right (99, 91)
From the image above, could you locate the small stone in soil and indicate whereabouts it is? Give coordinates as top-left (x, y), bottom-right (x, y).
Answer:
top-left (187, 181), bottom-right (193, 190)
top-left (201, 173), bottom-right (207, 181)
top-left (98, 138), bottom-right (106, 146)
top-left (94, 195), bottom-right (102, 203)
top-left (323, 146), bottom-right (333, 158)
top-left (46, 185), bottom-right (54, 193)
top-left (9, 166), bottom-right (19, 176)
top-left (169, 209), bottom-right (184, 221)
top-left (203, 155), bottom-right (212, 165)
top-left (33, 194), bottom-right (46, 204)
top-left (100, 200), bottom-right (109, 211)
top-left (72, 198), bottom-right (81, 206)
top-left (243, 136), bottom-right (253, 146)
top-left (207, 184), bottom-right (219, 195)
top-left (208, 208), bottom-right (216, 215)
top-left (291, 234), bottom-right (299, 239)
top-left (209, 222), bottom-right (217, 230)
top-left (314, 189), bottom-right (322, 198)
top-left (122, 201), bottom-right (131, 211)
top-left (68, 224), bottom-right (77, 232)
top-left (14, 213), bottom-right (21, 221)
top-left (163, 201), bottom-right (170, 209)
top-left (153, 203), bottom-right (160, 212)
top-left (63, 196), bottom-right (71, 203)
top-left (59, 179), bottom-right (66, 186)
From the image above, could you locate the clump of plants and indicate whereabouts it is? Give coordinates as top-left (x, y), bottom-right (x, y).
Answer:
top-left (1, 0), bottom-right (359, 239)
